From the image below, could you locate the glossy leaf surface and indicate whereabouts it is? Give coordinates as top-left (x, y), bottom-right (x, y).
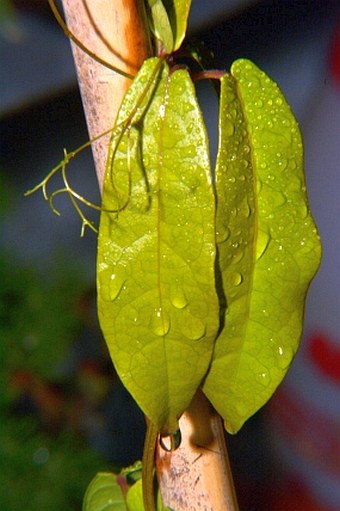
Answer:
top-left (126, 478), bottom-right (168, 511)
top-left (146, 0), bottom-right (191, 53)
top-left (165, 0), bottom-right (192, 51)
top-left (202, 59), bottom-right (321, 433)
top-left (83, 472), bottom-right (126, 511)
top-left (126, 479), bottom-right (144, 511)
top-left (97, 57), bottom-right (219, 433)
top-left (146, 0), bottom-right (173, 53)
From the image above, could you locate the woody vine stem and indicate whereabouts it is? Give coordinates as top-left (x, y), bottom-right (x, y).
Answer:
top-left (59, 0), bottom-right (238, 509)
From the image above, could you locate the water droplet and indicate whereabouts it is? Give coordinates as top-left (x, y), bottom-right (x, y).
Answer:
top-left (277, 157), bottom-right (288, 171)
top-left (159, 429), bottom-right (181, 452)
top-left (223, 119), bottom-right (235, 137)
top-left (109, 274), bottom-right (125, 301)
top-left (299, 203), bottom-right (308, 219)
top-left (182, 145), bottom-right (197, 158)
top-left (277, 345), bottom-right (294, 369)
top-left (256, 230), bottom-right (271, 260)
top-left (256, 371), bottom-right (270, 386)
top-left (266, 173), bottom-right (276, 183)
top-left (182, 317), bottom-right (206, 341)
top-left (183, 102), bottom-right (194, 113)
top-left (232, 249), bottom-right (245, 263)
top-left (256, 179), bottom-right (263, 193)
top-left (240, 201), bottom-right (251, 218)
top-left (231, 272), bottom-right (243, 286)
top-left (171, 288), bottom-right (188, 309)
top-left (151, 308), bottom-right (170, 336)
top-left (216, 227), bottom-right (231, 243)
top-left (240, 159), bottom-right (249, 169)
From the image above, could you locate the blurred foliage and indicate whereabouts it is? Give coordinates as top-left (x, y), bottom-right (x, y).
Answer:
top-left (0, 250), bottom-right (111, 509)
top-left (0, 0), bottom-right (14, 22)
top-left (0, 252), bottom-right (87, 379)
top-left (0, 417), bottom-right (108, 511)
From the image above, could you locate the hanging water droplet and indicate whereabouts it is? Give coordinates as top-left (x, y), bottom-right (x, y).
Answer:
top-left (256, 230), bottom-right (271, 260)
top-left (232, 249), bottom-right (245, 263)
top-left (182, 145), bottom-right (197, 158)
top-left (298, 202), bottom-right (308, 219)
top-left (231, 272), bottom-right (243, 287)
top-left (240, 201), bottom-right (251, 218)
top-left (277, 157), bottom-right (288, 171)
top-left (151, 308), bottom-right (170, 336)
top-left (240, 159), bottom-right (249, 169)
top-left (171, 288), bottom-right (188, 309)
top-left (159, 428), bottom-right (182, 452)
top-left (223, 119), bottom-right (235, 137)
top-left (216, 227), bottom-right (231, 243)
top-left (256, 179), bottom-right (263, 193)
top-left (109, 274), bottom-right (125, 301)
top-left (256, 371), bottom-right (270, 386)
top-left (277, 345), bottom-right (294, 369)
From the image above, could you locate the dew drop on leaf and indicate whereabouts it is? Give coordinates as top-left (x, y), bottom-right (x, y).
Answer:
top-left (223, 119), bottom-right (235, 137)
top-left (232, 249), bottom-right (245, 263)
top-left (182, 316), bottom-right (206, 341)
top-left (151, 308), bottom-right (171, 336)
top-left (277, 345), bottom-right (294, 369)
top-left (231, 272), bottom-right (243, 286)
top-left (216, 226), bottom-right (231, 243)
top-left (256, 229), bottom-right (271, 260)
top-left (256, 371), bottom-right (271, 386)
top-left (170, 288), bottom-right (188, 309)
top-left (109, 274), bottom-right (125, 301)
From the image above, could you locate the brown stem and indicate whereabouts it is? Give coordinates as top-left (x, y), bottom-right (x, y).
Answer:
top-left (60, 0), bottom-right (152, 191)
top-left (156, 390), bottom-right (239, 511)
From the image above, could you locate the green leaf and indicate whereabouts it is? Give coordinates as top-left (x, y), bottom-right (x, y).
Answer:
top-left (164, 0), bottom-right (192, 51)
top-left (126, 478), bottom-right (168, 511)
top-left (126, 479), bottom-right (144, 511)
top-left (146, 0), bottom-right (174, 54)
top-left (97, 57), bottom-right (219, 433)
top-left (146, 0), bottom-right (191, 53)
top-left (202, 59), bottom-right (321, 433)
top-left (82, 472), bottom-right (126, 511)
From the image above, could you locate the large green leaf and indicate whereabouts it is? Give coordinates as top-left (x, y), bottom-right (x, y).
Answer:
top-left (97, 57), bottom-right (219, 434)
top-left (202, 59), bottom-right (321, 433)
